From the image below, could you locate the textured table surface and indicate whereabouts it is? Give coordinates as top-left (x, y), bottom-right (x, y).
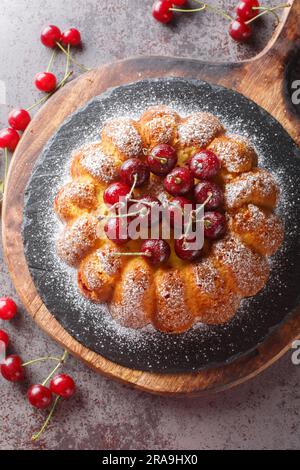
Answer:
top-left (0, 0), bottom-right (299, 451)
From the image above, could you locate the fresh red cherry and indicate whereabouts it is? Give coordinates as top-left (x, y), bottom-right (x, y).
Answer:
top-left (40, 25), bottom-right (62, 48)
top-left (0, 128), bottom-right (20, 151)
top-left (236, 0), bottom-right (259, 21)
top-left (164, 167), bottom-right (194, 196)
top-left (131, 196), bottom-right (161, 227)
top-left (103, 182), bottom-right (131, 206)
top-left (0, 297), bottom-right (17, 321)
top-left (104, 218), bottom-right (130, 245)
top-left (174, 236), bottom-right (203, 261)
top-left (189, 150), bottom-right (221, 180)
top-left (35, 72), bottom-right (57, 92)
top-left (204, 211), bottom-right (227, 239)
top-left (194, 181), bottom-right (223, 210)
top-left (120, 158), bottom-right (150, 187)
top-left (229, 19), bottom-right (252, 42)
top-left (1, 355), bottom-right (24, 382)
top-left (61, 28), bottom-right (81, 46)
top-left (50, 374), bottom-right (76, 398)
top-left (168, 197), bottom-right (193, 228)
top-left (8, 109), bottom-right (31, 132)
top-left (152, 0), bottom-right (174, 23)
top-left (147, 144), bottom-right (177, 176)
top-left (141, 239), bottom-right (171, 265)
top-left (27, 384), bottom-right (53, 409)
top-left (0, 330), bottom-right (9, 348)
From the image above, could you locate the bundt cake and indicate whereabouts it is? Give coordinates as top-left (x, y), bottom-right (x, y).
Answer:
top-left (54, 105), bottom-right (284, 334)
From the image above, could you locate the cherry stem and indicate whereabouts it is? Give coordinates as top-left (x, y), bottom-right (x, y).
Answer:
top-left (183, 193), bottom-right (212, 242)
top-left (46, 49), bottom-right (56, 72)
top-left (64, 44), bottom-right (71, 79)
top-left (26, 71), bottom-right (73, 112)
top-left (152, 155), bottom-right (168, 164)
top-left (55, 42), bottom-right (91, 72)
top-left (42, 350), bottom-right (68, 386)
top-left (127, 174), bottom-right (138, 200)
top-left (31, 396), bottom-right (61, 442)
top-left (246, 3), bottom-right (290, 24)
top-left (22, 356), bottom-right (62, 367)
top-left (171, 1), bottom-right (233, 21)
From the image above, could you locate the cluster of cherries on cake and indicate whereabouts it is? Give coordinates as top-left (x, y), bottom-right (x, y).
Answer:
top-left (102, 143), bottom-right (226, 266)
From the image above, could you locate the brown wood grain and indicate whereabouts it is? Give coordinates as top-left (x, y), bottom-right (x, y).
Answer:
top-left (2, 0), bottom-right (300, 395)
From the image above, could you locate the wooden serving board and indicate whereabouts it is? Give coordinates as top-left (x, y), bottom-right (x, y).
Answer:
top-left (2, 1), bottom-right (300, 395)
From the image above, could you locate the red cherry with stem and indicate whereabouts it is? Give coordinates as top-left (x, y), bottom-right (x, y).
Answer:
top-left (147, 144), bottom-right (178, 176)
top-left (50, 374), bottom-right (76, 398)
top-left (204, 211), bottom-right (227, 239)
top-left (0, 297), bottom-right (18, 320)
top-left (0, 330), bottom-right (9, 348)
top-left (168, 196), bottom-right (193, 228)
top-left (236, 0), bottom-right (259, 22)
top-left (194, 181), bottom-right (223, 210)
top-left (164, 167), bottom-right (194, 196)
top-left (1, 355), bottom-right (24, 382)
top-left (103, 182), bottom-right (131, 206)
top-left (41, 25), bottom-right (62, 48)
top-left (28, 384), bottom-right (53, 409)
top-left (120, 158), bottom-right (150, 187)
top-left (0, 128), bottom-right (20, 151)
top-left (189, 150), bottom-right (221, 180)
top-left (34, 72), bottom-right (57, 93)
top-left (174, 236), bottom-right (203, 261)
top-left (229, 19), bottom-right (252, 42)
top-left (130, 196), bottom-right (161, 227)
top-left (152, 0), bottom-right (174, 24)
top-left (141, 239), bottom-right (171, 265)
top-left (8, 109), bottom-right (31, 131)
top-left (61, 28), bottom-right (81, 46)
top-left (104, 217), bottom-right (130, 245)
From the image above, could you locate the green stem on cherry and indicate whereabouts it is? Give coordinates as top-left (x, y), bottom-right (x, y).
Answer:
top-left (26, 71), bottom-right (73, 112)
top-left (170, 1), bottom-right (233, 21)
top-left (56, 42), bottom-right (91, 72)
top-left (42, 350), bottom-right (68, 386)
top-left (46, 49), bottom-right (57, 72)
top-left (31, 396), bottom-right (61, 442)
top-left (22, 356), bottom-right (62, 367)
top-left (112, 251), bottom-right (151, 257)
top-left (246, 3), bottom-right (291, 24)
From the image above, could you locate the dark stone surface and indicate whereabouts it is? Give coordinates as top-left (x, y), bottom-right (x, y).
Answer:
top-left (0, 0), bottom-right (299, 451)
top-left (23, 77), bottom-right (300, 373)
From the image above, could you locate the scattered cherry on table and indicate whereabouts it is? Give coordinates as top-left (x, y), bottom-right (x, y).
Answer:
top-left (0, 329), bottom-right (9, 349)
top-left (35, 72), bottom-right (57, 93)
top-left (61, 28), bottom-right (82, 47)
top-left (40, 25), bottom-right (62, 48)
top-left (152, 0), bottom-right (174, 24)
top-left (1, 355), bottom-right (25, 382)
top-left (8, 109), bottom-right (31, 132)
top-left (0, 297), bottom-right (18, 321)
top-left (0, 128), bottom-right (20, 151)
top-left (28, 384), bottom-right (53, 409)
top-left (229, 19), bottom-right (253, 42)
top-left (236, 0), bottom-right (260, 22)
top-left (50, 374), bottom-right (76, 398)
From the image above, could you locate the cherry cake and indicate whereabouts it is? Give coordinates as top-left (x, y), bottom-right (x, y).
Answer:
top-left (54, 105), bottom-right (284, 334)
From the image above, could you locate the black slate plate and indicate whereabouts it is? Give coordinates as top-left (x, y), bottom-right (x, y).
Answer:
top-left (22, 78), bottom-right (300, 373)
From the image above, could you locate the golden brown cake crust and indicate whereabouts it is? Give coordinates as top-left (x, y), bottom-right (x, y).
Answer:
top-left (54, 106), bottom-right (284, 334)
